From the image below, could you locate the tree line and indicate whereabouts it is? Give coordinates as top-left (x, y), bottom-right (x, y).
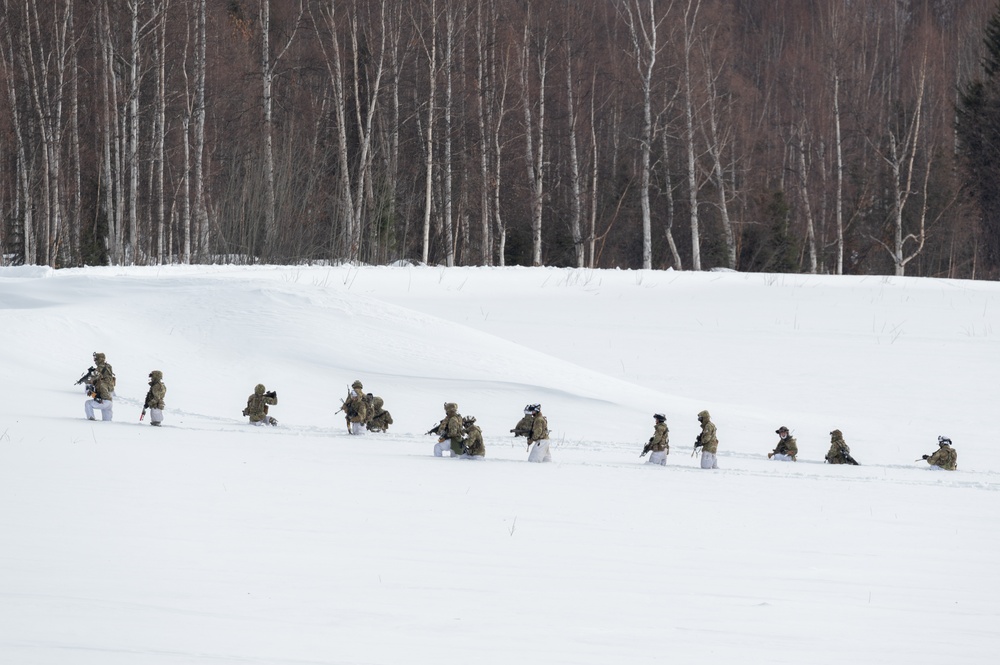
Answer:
top-left (2, 0), bottom-right (1000, 277)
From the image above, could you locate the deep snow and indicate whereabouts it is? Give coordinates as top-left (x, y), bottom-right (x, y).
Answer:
top-left (1, 264), bottom-right (998, 664)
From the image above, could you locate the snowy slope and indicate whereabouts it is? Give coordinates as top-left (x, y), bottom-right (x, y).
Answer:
top-left (1, 264), bottom-right (998, 665)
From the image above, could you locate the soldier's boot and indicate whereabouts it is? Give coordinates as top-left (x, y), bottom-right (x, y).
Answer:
top-left (150, 421), bottom-right (161, 427)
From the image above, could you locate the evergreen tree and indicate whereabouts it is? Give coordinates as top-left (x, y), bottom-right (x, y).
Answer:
top-left (957, 4), bottom-right (1000, 268)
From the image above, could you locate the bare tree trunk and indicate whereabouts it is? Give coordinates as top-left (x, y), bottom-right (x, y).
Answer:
top-left (154, 0), bottom-right (169, 264)
top-left (128, 0), bottom-right (140, 263)
top-left (588, 81), bottom-right (599, 268)
top-left (682, 0), bottom-right (702, 270)
top-left (879, 58), bottom-right (928, 276)
top-left (520, 20), bottom-right (548, 266)
top-left (797, 128), bottom-right (818, 273)
top-left (442, 1), bottom-right (456, 266)
top-left (475, 0), bottom-right (492, 264)
top-left (832, 70), bottom-right (845, 275)
top-left (69, 0), bottom-right (82, 265)
top-left (618, 0), bottom-right (659, 269)
top-left (700, 36), bottom-right (736, 269)
top-left (261, 0), bottom-right (276, 253)
top-left (260, 0), bottom-right (303, 257)
top-left (421, 0), bottom-right (438, 264)
top-left (565, 36), bottom-right (584, 268)
top-left (659, 121), bottom-right (682, 269)
top-left (193, 0), bottom-right (207, 259)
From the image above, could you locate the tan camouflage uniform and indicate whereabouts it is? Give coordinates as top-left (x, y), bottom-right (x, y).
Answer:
top-left (770, 427), bottom-right (798, 460)
top-left (926, 444), bottom-right (958, 470)
top-left (244, 384), bottom-right (277, 424)
top-left (432, 402), bottom-right (464, 456)
top-left (343, 381), bottom-right (369, 424)
top-left (825, 430), bottom-right (853, 464)
top-left (462, 418), bottom-right (486, 457)
top-left (144, 370), bottom-right (167, 426)
top-left (367, 396), bottom-right (394, 432)
top-left (695, 410), bottom-right (719, 469)
top-left (84, 354), bottom-right (115, 420)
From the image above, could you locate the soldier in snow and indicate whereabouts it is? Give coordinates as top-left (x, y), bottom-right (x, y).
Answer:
top-left (143, 370), bottom-right (167, 426)
top-left (244, 383), bottom-right (278, 426)
top-left (693, 410), bottom-right (719, 469)
top-left (641, 413), bottom-right (669, 466)
top-left (526, 404), bottom-right (551, 463)
top-left (922, 436), bottom-right (958, 470)
top-left (768, 425), bottom-right (798, 461)
top-left (366, 396), bottom-right (394, 432)
top-left (341, 380), bottom-right (369, 435)
top-left (84, 352), bottom-right (116, 421)
top-left (824, 429), bottom-right (859, 465)
top-left (431, 402), bottom-right (465, 457)
top-left (461, 415), bottom-right (486, 458)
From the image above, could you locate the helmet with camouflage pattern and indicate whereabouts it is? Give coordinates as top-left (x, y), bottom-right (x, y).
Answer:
top-left (352, 380), bottom-right (363, 390)
top-left (255, 383), bottom-right (266, 395)
top-left (654, 413), bottom-right (666, 422)
top-left (698, 410), bottom-right (711, 422)
top-left (938, 435), bottom-right (952, 446)
top-left (94, 352), bottom-right (106, 364)
top-left (149, 370), bottom-right (163, 381)
top-left (444, 402), bottom-right (458, 414)
top-left (462, 415), bottom-right (476, 427)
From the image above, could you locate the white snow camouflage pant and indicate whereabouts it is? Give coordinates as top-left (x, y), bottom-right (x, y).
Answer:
top-left (528, 440), bottom-right (552, 463)
top-left (646, 451), bottom-right (667, 466)
top-left (85, 398), bottom-right (113, 421)
top-left (700, 451), bottom-right (719, 469)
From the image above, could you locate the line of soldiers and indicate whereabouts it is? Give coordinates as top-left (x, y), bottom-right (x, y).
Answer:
top-left (76, 356), bottom-right (960, 471)
top-left (639, 413), bottom-right (959, 471)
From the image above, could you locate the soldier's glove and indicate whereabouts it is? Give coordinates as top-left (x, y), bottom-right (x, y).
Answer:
top-left (438, 437), bottom-right (445, 443)
top-left (767, 452), bottom-right (774, 458)
top-left (922, 454), bottom-right (929, 460)
top-left (242, 408), bottom-right (248, 416)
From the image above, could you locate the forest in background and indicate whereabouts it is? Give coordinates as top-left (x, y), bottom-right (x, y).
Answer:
top-left (3, 0), bottom-right (1000, 278)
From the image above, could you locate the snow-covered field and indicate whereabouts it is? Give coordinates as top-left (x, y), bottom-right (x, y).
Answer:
top-left (1, 264), bottom-right (998, 664)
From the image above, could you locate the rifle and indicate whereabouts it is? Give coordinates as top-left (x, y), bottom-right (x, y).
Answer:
top-left (426, 423), bottom-right (443, 436)
top-left (641, 438), bottom-right (653, 457)
top-left (75, 366), bottom-right (96, 385)
top-left (691, 436), bottom-right (702, 458)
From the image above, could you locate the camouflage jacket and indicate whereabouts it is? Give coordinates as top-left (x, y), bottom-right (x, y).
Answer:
top-left (245, 389), bottom-right (277, 422)
top-left (825, 436), bottom-right (851, 464)
top-left (91, 363), bottom-right (115, 400)
top-left (343, 390), bottom-right (368, 423)
top-left (648, 422), bottom-right (669, 453)
top-left (927, 446), bottom-right (958, 470)
top-left (697, 420), bottom-right (718, 454)
top-left (144, 379), bottom-right (166, 409)
top-left (463, 425), bottom-right (486, 457)
top-left (773, 435), bottom-right (798, 458)
top-left (529, 414), bottom-right (549, 442)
